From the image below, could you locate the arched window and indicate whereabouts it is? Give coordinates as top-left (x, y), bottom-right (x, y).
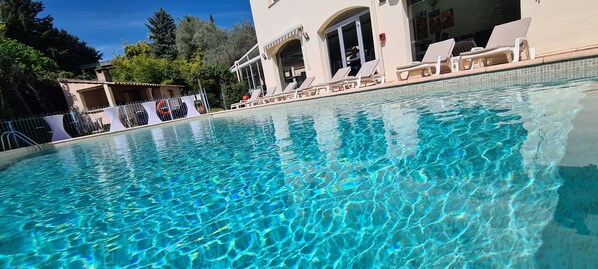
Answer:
top-left (277, 40), bottom-right (306, 87)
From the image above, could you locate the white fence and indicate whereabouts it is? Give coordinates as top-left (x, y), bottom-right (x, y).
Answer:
top-left (0, 94), bottom-right (208, 151)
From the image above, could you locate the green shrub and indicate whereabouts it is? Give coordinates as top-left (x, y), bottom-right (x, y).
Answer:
top-left (222, 81), bottom-right (249, 109)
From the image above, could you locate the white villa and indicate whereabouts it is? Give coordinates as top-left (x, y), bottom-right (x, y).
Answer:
top-left (231, 0), bottom-right (598, 94)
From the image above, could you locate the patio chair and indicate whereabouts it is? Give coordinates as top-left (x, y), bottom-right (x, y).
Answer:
top-left (231, 89), bottom-right (261, 109)
top-left (331, 59), bottom-right (385, 91)
top-left (267, 81), bottom-right (297, 102)
top-left (396, 38), bottom-right (455, 81)
top-left (298, 67), bottom-right (352, 97)
top-left (458, 17), bottom-right (532, 70)
top-left (247, 86), bottom-right (277, 106)
top-left (275, 77), bottom-right (315, 101)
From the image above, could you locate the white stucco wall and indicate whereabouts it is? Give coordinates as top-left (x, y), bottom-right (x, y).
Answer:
top-left (521, 0), bottom-right (598, 55)
top-left (250, 0), bottom-right (412, 88)
top-left (60, 82), bottom-right (103, 111)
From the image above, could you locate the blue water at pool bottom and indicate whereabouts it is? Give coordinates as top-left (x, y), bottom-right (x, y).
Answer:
top-left (1, 78), bottom-right (598, 268)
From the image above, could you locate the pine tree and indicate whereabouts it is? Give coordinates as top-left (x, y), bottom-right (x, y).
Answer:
top-left (146, 7), bottom-right (177, 59)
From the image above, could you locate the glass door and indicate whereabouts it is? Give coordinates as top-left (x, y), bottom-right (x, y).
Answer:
top-left (341, 22), bottom-right (361, 76)
top-left (326, 31), bottom-right (343, 76)
top-left (325, 11), bottom-right (375, 77)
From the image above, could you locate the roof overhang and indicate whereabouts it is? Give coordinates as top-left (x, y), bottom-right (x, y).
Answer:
top-left (58, 79), bottom-right (184, 88)
top-left (263, 25), bottom-right (303, 53)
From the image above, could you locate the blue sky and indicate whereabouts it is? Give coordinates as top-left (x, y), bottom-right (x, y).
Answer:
top-left (41, 0), bottom-right (254, 60)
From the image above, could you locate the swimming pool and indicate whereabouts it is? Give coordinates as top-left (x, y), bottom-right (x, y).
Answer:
top-left (1, 71), bottom-right (598, 267)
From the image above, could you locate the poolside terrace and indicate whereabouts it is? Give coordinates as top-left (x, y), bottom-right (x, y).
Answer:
top-left (230, 45), bottom-right (598, 110)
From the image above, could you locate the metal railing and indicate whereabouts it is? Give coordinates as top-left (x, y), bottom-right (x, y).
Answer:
top-left (1, 131), bottom-right (42, 152)
top-left (0, 93), bottom-right (209, 152)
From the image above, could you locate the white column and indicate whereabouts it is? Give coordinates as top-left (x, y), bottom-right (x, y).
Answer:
top-left (142, 101), bottom-right (163, 125)
top-left (104, 107), bottom-right (126, 132)
top-left (182, 96), bottom-right (201, 118)
top-left (102, 84), bottom-right (116, 107)
top-left (43, 115), bottom-right (72, 141)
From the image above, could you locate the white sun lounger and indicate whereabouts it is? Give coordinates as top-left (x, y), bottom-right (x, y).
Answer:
top-left (396, 39), bottom-right (455, 81)
top-left (248, 86), bottom-right (277, 106)
top-left (283, 77), bottom-right (315, 100)
top-left (275, 78), bottom-right (316, 102)
top-left (299, 67), bottom-right (352, 97)
top-left (332, 59), bottom-right (385, 91)
top-left (267, 81), bottom-right (297, 102)
top-left (231, 89), bottom-right (262, 109)
top-left (458, 17), bottom-right (532, 70)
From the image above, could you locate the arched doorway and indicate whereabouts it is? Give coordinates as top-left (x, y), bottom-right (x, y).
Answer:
top-left (277, 40), bottom-right (306, 88)
top-left (324, 8), bottom-right (376, 77)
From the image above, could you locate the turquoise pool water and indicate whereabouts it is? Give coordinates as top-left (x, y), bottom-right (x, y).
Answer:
top-left (1, 77), bottom-right (598, 268)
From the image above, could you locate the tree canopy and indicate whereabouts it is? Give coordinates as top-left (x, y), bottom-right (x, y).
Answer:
top-left (175, 16), bottom-right (256, 66)
top-left (0, 0), bottom-right (101, 74)
top-left (146, 7), bottom-right (177, 59)
top-left (0, 38), bottom-right (65, 118)
top-left (0, 0), bottom-right (100, 118)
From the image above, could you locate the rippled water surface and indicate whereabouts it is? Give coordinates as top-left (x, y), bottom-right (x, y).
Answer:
top-left (1, 78), bottom-right (598, 268)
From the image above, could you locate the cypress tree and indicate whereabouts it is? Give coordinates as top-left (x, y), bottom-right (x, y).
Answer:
top-left (146, 7), bottom-right (177, 59)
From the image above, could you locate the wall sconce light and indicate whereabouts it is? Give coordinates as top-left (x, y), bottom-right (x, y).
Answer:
top-left (302, 32), bottom-right (310, 41)
top-left (262, 53), bottom-right (267, 60)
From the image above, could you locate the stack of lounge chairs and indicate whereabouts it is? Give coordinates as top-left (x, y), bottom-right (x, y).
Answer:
top-left (230, 18), bottom-right (534, 109)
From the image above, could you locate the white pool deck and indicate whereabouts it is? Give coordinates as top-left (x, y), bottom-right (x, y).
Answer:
top-left (1, 45), bottom-right (597, 166)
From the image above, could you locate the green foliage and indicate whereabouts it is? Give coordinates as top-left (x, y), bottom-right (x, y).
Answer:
top-left (198, 64), bottom-right (235, 108)
top-left (111, 12), bottom-right (258, 110)
top-left (175, 16), bottom-right (256, 66)
top-left (221, 81), bottom-right (248, 110)
top-left (0, 38), bottom-right (57, 77)
top-left (111, 41), bottom-right (182, 85)
top-left (146, 7), bottom-right (177, 59)
top-left (124, 41), bottom-right (151, 58)
top-left (0, 38), bottom-right (65, 118)
top-left (0, 0), bottom-right (101, 74)
top-left (176, 15), bottom-right (225, 62)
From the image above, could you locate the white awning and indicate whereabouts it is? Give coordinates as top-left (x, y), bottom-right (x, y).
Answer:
top-left (263, 25), bottom-right (303, 52)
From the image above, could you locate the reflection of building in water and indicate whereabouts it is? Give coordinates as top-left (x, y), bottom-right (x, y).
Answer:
top-left (188, 119), bottom-right (215, 142)
top-left (151, 128), bottom-right (167, 156)
top-left (312, 108), bottom-right (341, 161)
top-left (381, 102), bottom-right (420, 160)
top-left (271, 110), bottom-right (295, 181)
